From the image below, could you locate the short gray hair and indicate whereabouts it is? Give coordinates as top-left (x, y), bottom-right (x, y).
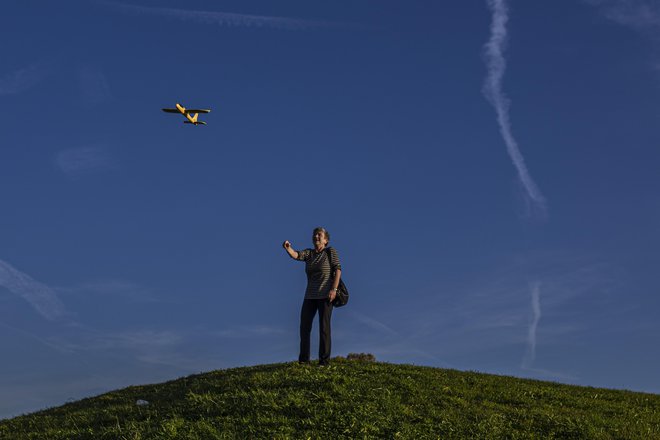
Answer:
top-left (313, 227), bottom-right (330, 242)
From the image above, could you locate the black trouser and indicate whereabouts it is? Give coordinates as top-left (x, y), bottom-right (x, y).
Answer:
top-left (299, 298), bottom-right (333, 363)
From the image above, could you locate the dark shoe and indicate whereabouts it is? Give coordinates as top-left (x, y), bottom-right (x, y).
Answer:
top-left (318, 361), bottom-right (329, 367)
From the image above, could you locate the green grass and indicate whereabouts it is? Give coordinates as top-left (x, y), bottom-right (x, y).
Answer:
top-left (2, 359), bottom-right (659, 439)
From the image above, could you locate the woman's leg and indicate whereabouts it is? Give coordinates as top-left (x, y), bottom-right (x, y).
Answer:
top-left (318, 300), bottom-right (334, 365)
top-left (299, 299), bottom-right (316, 363)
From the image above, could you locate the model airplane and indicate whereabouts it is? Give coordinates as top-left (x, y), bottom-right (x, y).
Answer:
top-left (162, 103), bottom-right (211, 125)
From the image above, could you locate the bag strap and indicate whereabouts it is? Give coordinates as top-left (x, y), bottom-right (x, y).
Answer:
top-left (324, 247), bottom-right (336, 274)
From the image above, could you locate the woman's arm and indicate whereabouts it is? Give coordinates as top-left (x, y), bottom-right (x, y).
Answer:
top-left (282, 241), bottom-right (299, 259)
top-left (329, 268), bottom-right (342, 302)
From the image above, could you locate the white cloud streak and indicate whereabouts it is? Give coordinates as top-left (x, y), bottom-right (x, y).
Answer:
top-left (0, 259), bottom-right (66, 321)
top-left (213, 325), bottom-right (289, 339)
top-left (97, 0), bottom-right (342, 31)
top-left (483, 0), bottom-right (547, 215)
top-left (0, 62), bottom-right (50, 96)
top-left (95, 330), bottom-right (184, 350)
top-left (55, 146), bottom-right (114, 176)
top-left (586, 0), bottom-right (660, 31)
top-left (57, 279), bottom-right (157, 303)
top-left (379, 252), bottom-right (624, 382)
top-left (79, 66), bottom-right (113, 105)
top-left (522, 281), bottom-right (541, 368)
top-left (0, 320), bottom-right (70, 353)
top-left (347, 310), bottom-right (400, 337)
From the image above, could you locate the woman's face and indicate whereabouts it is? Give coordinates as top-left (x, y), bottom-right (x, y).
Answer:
top-left (313, 230), bottom-right (328, 249)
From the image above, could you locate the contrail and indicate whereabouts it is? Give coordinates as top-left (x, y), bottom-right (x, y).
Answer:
top-left (483, 0), bottom-right (547, 214)
top-left (0, 259), bottom-right (66, 321)
top-left (96, 0), bottom-right (345, 31)
top-left (522, 281), bottom-right (541, 368)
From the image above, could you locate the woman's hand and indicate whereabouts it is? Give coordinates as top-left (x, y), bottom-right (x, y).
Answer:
top-left (283, 240), bottom-right (299, 259)
top-left (329, 289), bottom-right (337, 302)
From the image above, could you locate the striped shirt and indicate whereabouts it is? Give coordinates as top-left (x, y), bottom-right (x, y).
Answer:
top-left (295, 247), bottom-right (341, 300)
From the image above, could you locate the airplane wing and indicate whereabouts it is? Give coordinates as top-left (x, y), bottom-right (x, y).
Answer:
top-left (162, 108), bottom-right (180, 113)
top-left (185, 109), bottom-right (211, 113)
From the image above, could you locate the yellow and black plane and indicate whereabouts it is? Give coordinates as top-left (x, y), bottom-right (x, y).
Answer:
top-left (162, 103), bottom-right (211, 125)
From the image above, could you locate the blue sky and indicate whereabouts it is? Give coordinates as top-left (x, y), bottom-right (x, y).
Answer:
top-left (1, 0), bottom-right (660, 418)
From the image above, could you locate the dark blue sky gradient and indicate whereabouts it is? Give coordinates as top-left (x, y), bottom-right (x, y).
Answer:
top-left (1, 0), bottom-right (659, 418)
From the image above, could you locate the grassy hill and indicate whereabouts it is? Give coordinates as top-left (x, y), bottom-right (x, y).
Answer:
top-left (1, 358), bottom-right (659, 439)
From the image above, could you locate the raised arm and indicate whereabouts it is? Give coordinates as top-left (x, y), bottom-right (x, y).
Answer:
top-left (282, 240), bottom-right (299, 260)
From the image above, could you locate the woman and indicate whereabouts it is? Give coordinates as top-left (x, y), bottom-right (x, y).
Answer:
top-left (283, 227), bottom-right (342, 366)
